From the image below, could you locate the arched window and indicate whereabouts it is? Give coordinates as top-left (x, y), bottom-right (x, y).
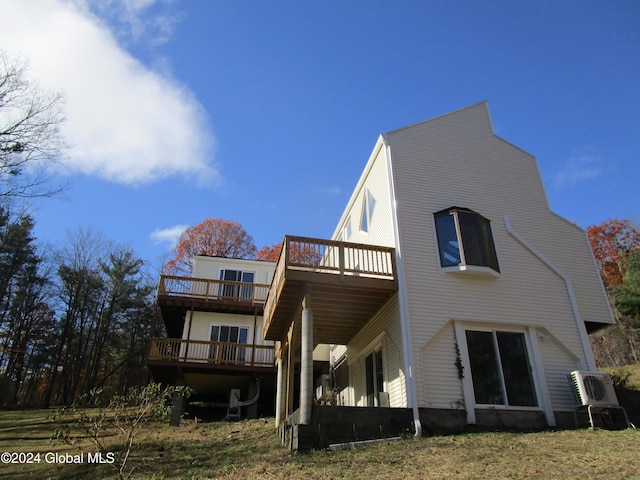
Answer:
top-left (434, 207), bottom-right (500, 273)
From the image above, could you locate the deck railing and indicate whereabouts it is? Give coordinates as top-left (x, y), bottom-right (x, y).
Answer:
top-left (264, 235), bottom-right (396, 329)
top-left (157, 275), bottom-right (271, 304)
top-left (148, 337), bottom-right (275, 367)
top-left (284, 235), bottom-right (395, 277)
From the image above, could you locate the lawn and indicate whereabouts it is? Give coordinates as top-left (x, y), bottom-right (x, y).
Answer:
top-left (0, 409), bottom-right (638, 480)
top-left (1, 365), bottom-right (639, 480)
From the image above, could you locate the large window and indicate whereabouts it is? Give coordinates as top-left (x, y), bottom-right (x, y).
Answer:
top-left (434, 207), bottom-right (499, 273)
top-left (465, 330), bottom-right (537, 407)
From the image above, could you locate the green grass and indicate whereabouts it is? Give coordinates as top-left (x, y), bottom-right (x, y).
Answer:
top-left (1, 365), bottom-right (639, 480)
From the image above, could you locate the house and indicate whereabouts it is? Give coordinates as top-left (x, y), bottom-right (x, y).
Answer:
top-left (263, 102), bottom-right (615, 450)
top-left (148, 255), bottom-right (278, 420)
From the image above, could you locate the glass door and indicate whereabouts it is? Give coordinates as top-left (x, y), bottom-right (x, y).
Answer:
top-left (365, 347), bottom-right (384, 407)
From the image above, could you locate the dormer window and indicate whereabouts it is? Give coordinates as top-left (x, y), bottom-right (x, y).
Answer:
top-left (434, 207), bottom-right (500, 275)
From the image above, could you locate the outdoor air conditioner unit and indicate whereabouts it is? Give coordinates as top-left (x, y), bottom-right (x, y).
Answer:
top-left (569, 371), bottom-right (619, 407)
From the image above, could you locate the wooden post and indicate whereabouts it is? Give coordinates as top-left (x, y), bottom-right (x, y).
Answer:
top-left (251, 306), bottom-right (258, 366)
top-left (169, 374), bottom-right (186, 426)
top-left (183, 304), bottom-right (195, 361)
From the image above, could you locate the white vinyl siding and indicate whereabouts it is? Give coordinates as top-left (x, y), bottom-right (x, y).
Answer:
top-left (507, 212), bottom-right (614, 329)
top-left (321, 102), bottom-right (611, 420)
top-left (345, 296), bottom-right (406, 408)
top-left (182, 311), bottom-right (273, 349)
top-left (332, 141), bottom-right (395, 249)
top-left (537, 328), bottom-right (583, 411)
top-left (420, 322), bottom-right (465, 409)
top-left (193, 256), bottom-right (275, 286)
top-left (381, 103), bottom-right (610, 414)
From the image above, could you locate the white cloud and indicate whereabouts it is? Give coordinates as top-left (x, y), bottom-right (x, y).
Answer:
top-left (89, 0), bottom-right (183, 47)
top-left (0, 0), bottom-right (218, 186)
top-left (150, 224), bottom-right (188, 248)
top-left (550, 155), bottom-right (603, 188)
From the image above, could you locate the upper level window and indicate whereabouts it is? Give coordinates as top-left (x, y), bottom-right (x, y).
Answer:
top-left (434, 207), bottom-right (499, 274)
top-left (360, 189), bottom-right (376, 233)
top-left (219, 269), bottom-right (255, 298)
top-left (343, 216), bottom-right (352, 240)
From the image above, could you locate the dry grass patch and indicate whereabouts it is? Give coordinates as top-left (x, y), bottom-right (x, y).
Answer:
top-left (3, 411), bottom-right (638, 480)
top-left (132, 423), bottom-right (639, 479)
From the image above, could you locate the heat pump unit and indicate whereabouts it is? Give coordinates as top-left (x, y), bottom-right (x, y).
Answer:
top-left (569, 371), bottom-right (619, 407)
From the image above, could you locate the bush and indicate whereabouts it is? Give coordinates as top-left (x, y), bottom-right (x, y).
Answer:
top-left (51, 384), bottom-right (192, 479)
top-left (609, 369), bottom-right (632, 390)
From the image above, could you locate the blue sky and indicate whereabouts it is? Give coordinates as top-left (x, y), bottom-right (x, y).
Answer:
top-left (1, 0), bottom-right (638, 270)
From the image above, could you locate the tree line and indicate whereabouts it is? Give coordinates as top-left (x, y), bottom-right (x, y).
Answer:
top-left (587, 218), bottom-right (640, 366)
top-left (0, 213), bottom-right (281, 408)
top-left (0, 209), bottom-right (156, 407)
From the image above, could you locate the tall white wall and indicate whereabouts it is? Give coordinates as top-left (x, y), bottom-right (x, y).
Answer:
top-left (382, 102), bottom-right (612, 412)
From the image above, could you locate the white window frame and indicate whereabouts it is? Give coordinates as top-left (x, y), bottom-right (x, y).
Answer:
top-left (359, 189), bottom-right (376, 233)
top-left (343, 216), bottom-right (352, 240)
top-left (218, 268), bottom-right (256, 299)
top-left (209, 324), bottom-right (250, 364)
top-left (358, 333), bottom-right (388, 407)
top-left (453, 321), bottom-right (554, 426)
top-left (433, 207), bottom-right (501, 278)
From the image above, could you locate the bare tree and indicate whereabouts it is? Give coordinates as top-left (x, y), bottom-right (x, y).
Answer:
top-left (0, 51), bottom-right (66, 199)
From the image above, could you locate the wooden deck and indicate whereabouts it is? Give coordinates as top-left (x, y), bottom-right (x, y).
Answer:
top-left (156, 275), bottom-right (271, 337)
top-left (147, 337), bottom-right (275, 368)
top-left (158, 274), bottom-right (270, 309)
top-left (263, 236), bottom-right (398, 345)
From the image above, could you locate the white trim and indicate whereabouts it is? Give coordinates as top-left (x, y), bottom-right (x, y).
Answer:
top-left (354, 333), bottom-right (388, 406)
top-left (525, 326), bottom-right (556, 426)
top-left (331, 137), bottom-right (386, 240)
top-left (455, 321), bottom-right (551, 424)
top-left (356, 331), bottom-right (387, 362)
top-left (503, 215), bottom-right (596, 371)
top-left (441, 265), bottom-right (501, 278)
top-left (454, 321), bottom-right (476, 424)
top-left (384, 139), bottom-right (422, 437)
top-left (362, 342), bottom-right (386, 407)
top-left (432, 209), bottom-right (503, 279)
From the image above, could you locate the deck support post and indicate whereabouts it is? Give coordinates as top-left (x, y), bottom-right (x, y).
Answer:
top-left (275, 356), bottom-right (285, 425)
top-left (285, 324), bottom-right (295, 418)
top-left (169, 374), bottom-right (186, 426)
top-left (300, 293), bottom-right (313, 425)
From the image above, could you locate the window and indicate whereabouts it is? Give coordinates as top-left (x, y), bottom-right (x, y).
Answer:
top-left (434, 207), bottom-right (499, 273)
top-left (343, 216), bottom-right (352, 240)
top-left (465, 330), bottom-right (537, 407)
top-left (360, 189), bottom-right (376, 233)
top-left (219, 269), bottom-right (255, 299)
top-left (209, 325), bottom-right (249, 363)
top-left (365, 347), bottom-right (385, 407)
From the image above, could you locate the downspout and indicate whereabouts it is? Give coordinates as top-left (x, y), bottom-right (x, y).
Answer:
top-left (383, 137), bottom-right (422, 438)
top-left (503, 215), bottom-right (597, 371)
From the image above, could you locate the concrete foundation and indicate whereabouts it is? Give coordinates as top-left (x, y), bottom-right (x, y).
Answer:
top-left (279, 406), bottom-right (414, 451)
top-left (280, 406), bottom-right (574, 451)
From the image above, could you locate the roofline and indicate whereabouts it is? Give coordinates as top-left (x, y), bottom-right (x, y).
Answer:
top-left (383, 100), bottom-right (489, 136)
